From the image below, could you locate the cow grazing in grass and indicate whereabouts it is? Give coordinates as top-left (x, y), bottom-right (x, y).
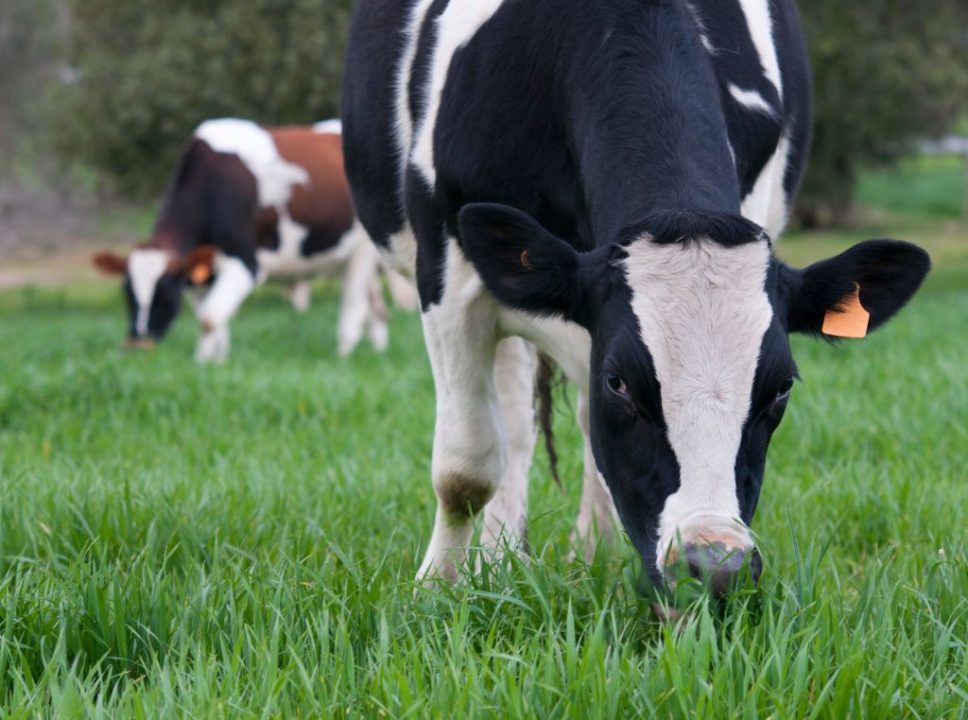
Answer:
top-left (94, 119), bottom-right (415, 362)
top-left (342, 0), bottom-right (930, 595)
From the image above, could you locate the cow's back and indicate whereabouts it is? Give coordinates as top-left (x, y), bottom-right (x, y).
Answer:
top-left (163, 119), bottom-right (360, 274)
top-left (686, 0), bottom-right (812, 218)
top-left (270, 127), bottom-right (355, 247)
top-left (343, 0), bottom-right (812, 251)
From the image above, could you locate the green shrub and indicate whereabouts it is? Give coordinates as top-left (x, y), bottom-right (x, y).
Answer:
top-left (48, 1), bottom-right (968, 219)
top-left (0, 0), bottom-right (62, 165)
top-left (798, 2), bottom-right (968, 224)
top-left (49, 0), bottom-right (352, 198)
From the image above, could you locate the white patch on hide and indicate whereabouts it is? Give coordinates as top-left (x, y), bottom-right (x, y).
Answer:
top-left (685, 1), bottom-right (717, 54)
top-left (728, 83), bottom-right (776, 117)
top-left (257, 218), bottom-right (360, 281)
top-left (394, 0), bottom-right (438, 197)
top-left (736, 0), bottom-right (783, 94)
top-left (741, 133), bottom-right (792, 238)
top-left (312, 119), bottom-right (342, 134)
top-left (196, 255), bottom-right (256, 331)
top-left (410, 0), bottom-right (507, 187)
top-left (764, 134), bottom-right (792, 238)
top-left (194, 118), bottom-right (308, 209)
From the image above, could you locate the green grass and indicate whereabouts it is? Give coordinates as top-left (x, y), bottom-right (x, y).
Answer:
top-left (3, 160), bottom-right (968, 717)
top-left (1, 258), bottom-right (965, 717)
top-left (857, 155), bottom-right (966, 221)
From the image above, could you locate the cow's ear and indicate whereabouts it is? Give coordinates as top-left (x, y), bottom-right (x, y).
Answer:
top-left (170, 245), bottom-right (218, 284)
top-left (92, 251), bottom-right (128, 275)
top-left (780, 239), bottom-right (930, 337)
top-left (459, 203), bottom-right (597, 323)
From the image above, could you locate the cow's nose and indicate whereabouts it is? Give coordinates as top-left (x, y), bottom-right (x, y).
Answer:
top-left (681, 542), bottom-right (762, 598)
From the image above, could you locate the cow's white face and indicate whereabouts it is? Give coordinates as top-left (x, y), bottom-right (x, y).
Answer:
top-left (623, 237), bottom-right (774, 579)
top-left (581, 233), bottom-right (790, 594)
top-left (458, 202), bottom-right (930, 595)
top-left (127, 249), bottom-right (173, 339)
top-left (119, 248), bottom-right (187, 343)
top-left (93, 246), bottom-right (216, 344)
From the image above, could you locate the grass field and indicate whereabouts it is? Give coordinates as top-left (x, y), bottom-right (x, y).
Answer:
top-left (1, 165), bottom-right (966, 716)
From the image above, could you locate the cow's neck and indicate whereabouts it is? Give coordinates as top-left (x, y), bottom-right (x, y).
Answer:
top-left (568, 4), bottom-right (741, 245)
top-left (147, 188), bottom-right (204, 257)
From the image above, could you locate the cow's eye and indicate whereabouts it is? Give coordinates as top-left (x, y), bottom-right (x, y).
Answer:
top-left (776, 377), bottom-right (795, 401)
top-left (606, 374), bottom-right (628, 398)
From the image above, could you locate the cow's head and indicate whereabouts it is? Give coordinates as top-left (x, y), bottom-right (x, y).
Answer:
top-left (459, 203), bottom-right (930, 596)
top-left (93, 245), bottom-right (217, 346)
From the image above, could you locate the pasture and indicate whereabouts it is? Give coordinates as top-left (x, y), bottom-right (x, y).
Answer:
top-left (1, 163), bottom-right (966, 717)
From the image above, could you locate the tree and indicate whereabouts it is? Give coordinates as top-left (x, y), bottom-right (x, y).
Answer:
top-left (0, 0), bottom-right (65, 167)
top-left (48, 1), bottom-right (968, 217)
top-left (49, 0), bottom-right (353, 198)
top-left (797, 1), bottom-right (968, 224)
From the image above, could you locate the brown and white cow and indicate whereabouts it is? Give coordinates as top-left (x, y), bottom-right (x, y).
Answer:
top-left (94, 118), bottom-right (415, 362)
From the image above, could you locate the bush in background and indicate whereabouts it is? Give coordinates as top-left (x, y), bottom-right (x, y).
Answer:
top-left (41, 1), bottom-right (968, 220)
top-left (798, 1), bottom-right (968, 224)
top-left (0, 0), bottom-right (64, 171)
top-left (49, 0), bottom-right (352, 198)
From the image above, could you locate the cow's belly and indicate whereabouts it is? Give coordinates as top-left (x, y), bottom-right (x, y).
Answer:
top-left (256, 216), bottom-right (358, 281)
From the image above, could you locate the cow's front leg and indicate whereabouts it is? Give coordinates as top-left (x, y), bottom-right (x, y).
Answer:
top-left (365, 273), bottom-right (389, 353)
top-left (194, 256), bottom-right (256, 364)
top-left (195, 324), bottom-right (231, 364)
top-left (384, 266), bottom-right (419, 311)
top-left (497, 310), bottom-right (615, 562)
top-left (417, 289), bottom-right (505, 583)
top-left (480, 337), bottom-right (537, 555)
top-left (338, 235), bottom-right (381, 356)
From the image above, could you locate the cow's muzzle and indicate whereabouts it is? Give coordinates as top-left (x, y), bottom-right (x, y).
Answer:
top-left (679, 542), bottom-right (761, 598)
top-left (662, 534), bottom-right (762, 598)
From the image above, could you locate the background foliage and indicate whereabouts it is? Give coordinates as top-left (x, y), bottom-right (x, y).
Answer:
top-left (48, 0), bottom-right (353, 197)
top-left (1, 183), bottom-right (966, 712)
top-left (798, 1), bottom-right (968, 223)
top-left (5, 1), bottom-right (968, 221)
top-left (0, 0), bottom-right (63, 168)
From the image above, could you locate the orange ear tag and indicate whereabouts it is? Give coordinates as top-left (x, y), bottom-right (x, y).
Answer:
top-left (822, 283), bottom-right (869, 339)
top-left (190, 264), bottom-right (211, 284)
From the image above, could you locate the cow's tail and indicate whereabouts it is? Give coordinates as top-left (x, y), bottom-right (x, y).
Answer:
top-left (535, 352), bottom-right (563, 489)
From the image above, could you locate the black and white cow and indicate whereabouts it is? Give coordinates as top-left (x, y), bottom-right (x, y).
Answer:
top-left (342, 1), bottom-right (930, 594)
top-left (95, 118), bottom-right (416, 362)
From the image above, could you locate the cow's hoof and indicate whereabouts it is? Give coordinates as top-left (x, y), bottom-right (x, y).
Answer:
top-left (338, 335), bottom-right (362, 357)
top-left (368, 322), bottom-right (389, 353)
top-left (123, 337), bottom-right (156, 351)
top-left (195, 352), bottom-right (227, 365)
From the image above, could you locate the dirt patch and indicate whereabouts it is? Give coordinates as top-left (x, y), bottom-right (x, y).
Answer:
top-left (0, 246), bottom-right (113, 289)
top-left (0, 181), bottom-right (138, 290)
top-left (0, 183), bottom-right (87, 257)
